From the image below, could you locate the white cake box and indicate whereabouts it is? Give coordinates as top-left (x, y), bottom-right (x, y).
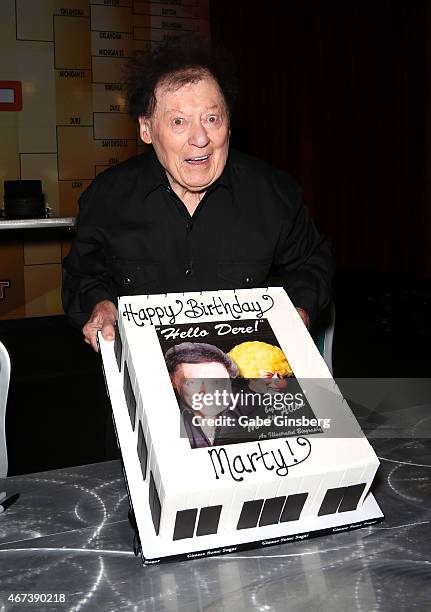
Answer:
top-left (99, 287), bottom-right (383, 564)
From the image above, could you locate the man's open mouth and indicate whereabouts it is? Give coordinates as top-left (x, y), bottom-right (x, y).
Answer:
top-left (186, 155), bottom-right (210, 164)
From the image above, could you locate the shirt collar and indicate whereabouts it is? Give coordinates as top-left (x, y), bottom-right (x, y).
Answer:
top-left (141, 148), bottom-right (170, 198)
top-left (142, 147), bottom-right (233, 199)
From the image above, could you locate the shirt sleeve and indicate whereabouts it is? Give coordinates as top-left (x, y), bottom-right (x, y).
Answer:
top-left (273, 181), bottom-right (334, 325)
top-left (62, 181), bottom-right (116, 329)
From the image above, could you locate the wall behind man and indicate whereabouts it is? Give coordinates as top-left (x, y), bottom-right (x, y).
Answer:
top-left (0, 0), bottom-right (210, 320)
top-left (210, 0), bottom-right (431, 280)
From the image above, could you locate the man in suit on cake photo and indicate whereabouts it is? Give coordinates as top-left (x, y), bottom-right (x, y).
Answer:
top-left (62, 38), bottom-right (333, 352)
top-left (164, 341), bottom-right (239, 449)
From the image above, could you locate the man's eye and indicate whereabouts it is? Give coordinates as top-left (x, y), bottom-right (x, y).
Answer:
top-left (207, 115), bottom-right (218, 124)
top-left (172, 118), bottom-right (184, 127)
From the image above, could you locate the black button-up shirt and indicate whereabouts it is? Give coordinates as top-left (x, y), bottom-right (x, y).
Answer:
top-left (62, 148), bottom-right (333, 328)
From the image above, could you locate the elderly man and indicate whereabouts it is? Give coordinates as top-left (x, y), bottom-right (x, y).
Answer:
top-left (62, 41), bottom-right (333, 351)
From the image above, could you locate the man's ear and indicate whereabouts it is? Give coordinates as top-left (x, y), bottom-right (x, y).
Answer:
top-left (138, 116), bottom-right (152, 144)
top-left (170, 374), bottom-right (178, 392)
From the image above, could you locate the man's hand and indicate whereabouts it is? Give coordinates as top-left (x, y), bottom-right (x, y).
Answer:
top-left (83, 300), bottom-right (117, 352)
top-left (296, 307), bottom-right (310, 329)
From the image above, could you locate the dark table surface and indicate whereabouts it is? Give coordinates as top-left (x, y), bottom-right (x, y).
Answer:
top-left (0, 396), bottom-right (430, 612)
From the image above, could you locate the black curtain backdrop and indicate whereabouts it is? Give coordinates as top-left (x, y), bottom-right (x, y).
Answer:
top-left (210, 0), bottom-right (431, 278)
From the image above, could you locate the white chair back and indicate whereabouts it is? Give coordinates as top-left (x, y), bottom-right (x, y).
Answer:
top-left (0, 341), bottom-right (10, 477)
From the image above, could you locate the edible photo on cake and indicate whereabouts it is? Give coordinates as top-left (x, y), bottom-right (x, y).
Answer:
top-left (156, 318), bottom-right (322, 448)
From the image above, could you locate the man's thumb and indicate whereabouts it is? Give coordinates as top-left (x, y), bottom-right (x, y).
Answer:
top-left (102, 321), bottom-right (115, 341)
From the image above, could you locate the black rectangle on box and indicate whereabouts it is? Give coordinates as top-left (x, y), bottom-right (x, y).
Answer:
top-left (123, 360), bottom-right (136, 430)
top-left (237, 499), bottom-right (264, 530)
top-left (318, 487), bottom-right (346, 516)
top-left (137, 421), bottom-right (148, 480)
top-left (259, 496), bottom-right (286, 526)
top-left (149, 471), bottom-right (161, 535)
top-left (280, 492), bottom-right (308, 522)
top-left (173, 508), bottom-right (198, 540)
top-left (114, 324), bottom-right (123, 371)
top-left (196, 505), bottom-right (222, 536)
top-left (338, 483), bottom-right (366, 512)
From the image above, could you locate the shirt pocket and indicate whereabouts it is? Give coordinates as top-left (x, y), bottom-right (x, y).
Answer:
top-left (217, 260), bottom-right (272, 288)
top-left (111, 260), bottom-right (159, 293)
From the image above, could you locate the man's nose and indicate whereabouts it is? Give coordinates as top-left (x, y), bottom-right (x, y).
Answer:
top-left (188, 121), bottom-right (210, 147)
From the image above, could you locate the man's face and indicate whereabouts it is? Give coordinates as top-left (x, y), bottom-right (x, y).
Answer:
top-left (249, 372), bottom-right (289, 394)
top-left (138, 76), bottom-right (230, 194)
top-left (171, 361), bottom-right (231, 415)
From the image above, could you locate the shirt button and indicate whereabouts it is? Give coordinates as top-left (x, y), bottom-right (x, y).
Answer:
top-left (245, 276), bottom-right (252, 284)
top-left (185, 268), bottom-right (192, 276)
top-left (186, 223), bottom-right (192, 231)
top-left (124, 277), bottom-right (131, 285)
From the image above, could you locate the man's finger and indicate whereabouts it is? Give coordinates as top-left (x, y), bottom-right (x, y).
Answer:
top-left (82, 300), bottom-right (117, 352)
top-left (90, 331), bottom-right (99, 352)
top-left (101, 321), bottom-right (115, 341)
top-left (296, 307), bottom-right (310, 329)
top-left (83, 325), bottom-right (99, 352)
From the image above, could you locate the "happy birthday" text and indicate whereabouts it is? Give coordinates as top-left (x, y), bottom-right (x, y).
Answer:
top-left (122, 294), bottom-right (275, 327)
